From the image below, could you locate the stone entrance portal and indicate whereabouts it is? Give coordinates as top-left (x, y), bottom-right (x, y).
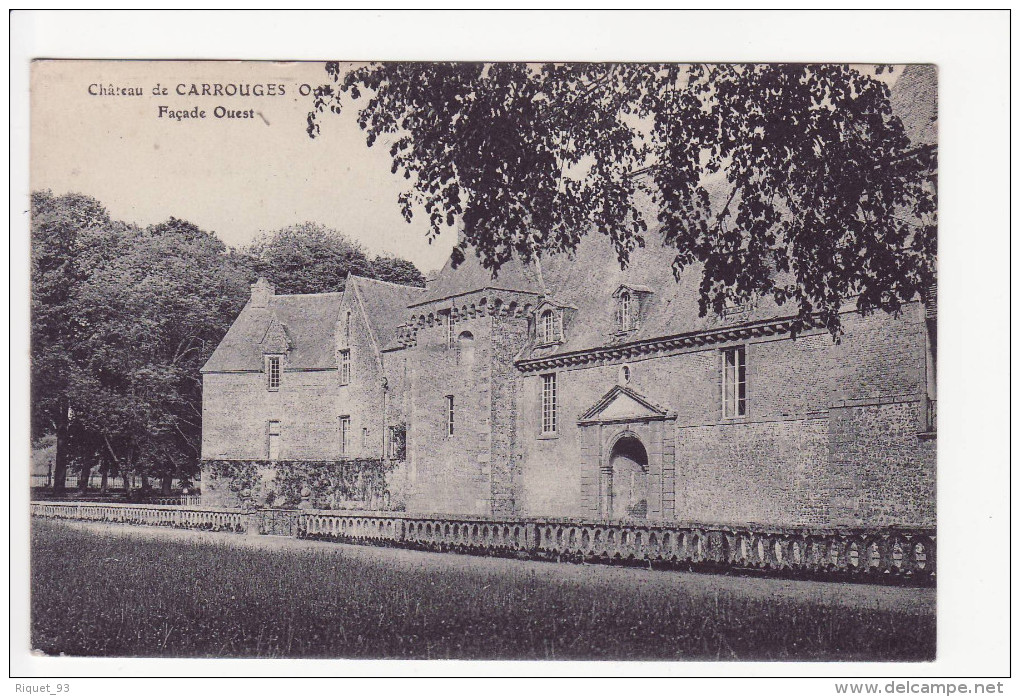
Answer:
top-left (603, 435), bottom-right (649, 519)
top-left (578, 384), bottom-right (677, 521)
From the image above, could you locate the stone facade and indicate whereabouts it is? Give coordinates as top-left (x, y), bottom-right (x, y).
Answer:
top-left (514, 305), bottom-right (935, 526)
top-left (201, 249), bottom-right (935, 528)
top-left (199, 63), bottom-right (936, 529)
top-left (399, 289), bottom-right (537, 516)
top-left (200, 276), bottom-right (423, 509)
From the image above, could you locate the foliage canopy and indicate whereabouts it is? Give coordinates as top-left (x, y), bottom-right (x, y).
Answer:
top-left (308, 62), bottom-right (936, 336)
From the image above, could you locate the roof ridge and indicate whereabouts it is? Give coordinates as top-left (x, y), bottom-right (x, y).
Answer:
top-left (271, 291), bottom-right (345, 299)
top-left (350, 279), bottom-right (385, 372)
top-left (348, 274), bottom-right (426, 291)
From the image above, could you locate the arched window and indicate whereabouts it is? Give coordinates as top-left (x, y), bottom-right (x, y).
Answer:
top-left (457, 330), bottom-right (475, 366)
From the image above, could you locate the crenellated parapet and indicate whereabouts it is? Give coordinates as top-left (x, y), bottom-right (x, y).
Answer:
top-left (397, 289), bottom-right (539, 347)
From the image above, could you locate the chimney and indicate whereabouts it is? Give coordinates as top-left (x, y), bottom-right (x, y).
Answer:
top-left (250, 277), bottom-right (275, 309)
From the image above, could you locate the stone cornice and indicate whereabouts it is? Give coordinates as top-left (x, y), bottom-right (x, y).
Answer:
top-left (516, 315), bottom-right (824, 373)
top-left (200, 367), bottom-right (336, 375)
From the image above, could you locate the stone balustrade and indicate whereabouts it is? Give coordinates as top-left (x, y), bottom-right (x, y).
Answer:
top-left (32, 501), bottom-right (251, 534)
top-left (32, 502), bottom-right (934, 585)
top-left (297, 510), bottom-right (934, 585)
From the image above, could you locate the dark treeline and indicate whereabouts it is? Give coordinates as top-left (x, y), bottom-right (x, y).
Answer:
top-left (30, 191), bottom-right (426, 495)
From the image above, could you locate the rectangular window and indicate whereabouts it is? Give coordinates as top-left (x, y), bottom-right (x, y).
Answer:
top-left (338, 349), bottom-right (350, 385)
top-left (722, 345), bottom-right (747, 418)
top-left (339, 416), bottom-right (351, 457)
top-left (447, 311), bottom-right (458, 349)
top-left (267, 420), bottom-right (281, 460)
top-left (388, 425), bottom-right (406, 460)
top-left (445, 395), bottom-right (454, 436)
top-left (542, 373), bottom-right (557, 434)
top-left (267, 356), bottom-right (281, 390)
top-left (362, 427), bottom-right (370, 449)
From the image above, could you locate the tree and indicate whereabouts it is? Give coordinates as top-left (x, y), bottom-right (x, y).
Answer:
top-left (74, 219), bottom-right (251, 493)
top-left (31, 191), bottom-right (119, 492)
top-left (370, 255), bottom-right (426, 287)
top-left (31, 193), bottom-right (251, 494)
top-left (242, 221), bottom-right (428, 293)
top-left (243, 222), bottom-right (373, 294)
top-left (308, 63), bottom-right (936, 337)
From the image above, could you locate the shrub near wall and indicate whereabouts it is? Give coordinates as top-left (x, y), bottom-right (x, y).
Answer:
top-left (203, 459), bottom-right (405, 510)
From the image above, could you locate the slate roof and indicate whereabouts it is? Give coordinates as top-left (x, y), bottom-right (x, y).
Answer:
top-left (521, 233), bottom-right (753, 363)
top-left (519, 65), bottom-right (938, 364)
top-left (202, 292), bottom-right (344, 373)
top-left (203, 276), bottom-right (424, 373)
top-left (890, 64), bottom-right (937, 148)
top-left (205, 68), bottom-right (936, 372)
top-left (411, 251), bottom-right (543, 307)
top-left (347, 275), bottom-right (425, 353)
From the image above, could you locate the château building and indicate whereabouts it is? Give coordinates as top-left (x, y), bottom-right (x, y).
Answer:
top-left (200, 65), bottom-right (936, 528)
top-left (201, 230), bottom-right (936, 527)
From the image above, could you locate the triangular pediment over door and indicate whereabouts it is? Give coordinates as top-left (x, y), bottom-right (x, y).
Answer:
top-left (578, 385), bottom-right (669, 425)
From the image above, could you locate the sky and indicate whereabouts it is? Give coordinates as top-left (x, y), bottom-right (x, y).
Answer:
top-left (30, 60), bottom-right (459, 275)
top-left (30, 61), bottom-right (902, 278)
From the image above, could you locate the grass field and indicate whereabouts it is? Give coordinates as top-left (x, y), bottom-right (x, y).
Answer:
top-left (31, 520), bottom-right (935, 660)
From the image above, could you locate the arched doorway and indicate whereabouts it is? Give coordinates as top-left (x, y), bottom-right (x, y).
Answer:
top-left (601, 435), bottom-right (649, 519)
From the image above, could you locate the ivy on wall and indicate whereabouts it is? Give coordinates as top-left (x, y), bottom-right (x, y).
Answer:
top-left (205, 458), bottom-right (401, 510)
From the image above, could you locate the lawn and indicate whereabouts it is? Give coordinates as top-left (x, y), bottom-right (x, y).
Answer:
top-left (30, 520), bottom-right (935, 660)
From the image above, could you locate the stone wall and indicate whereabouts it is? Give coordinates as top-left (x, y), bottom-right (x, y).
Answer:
top-left (201, 369), bottom-right (341, 461)
top-left (675, 416), bottom-right (830, 524)
top-left (201, 287), bottom-right (412, 508)
top-left (517, 304), bottom-right (934, 527)
top-left (405, 311), bottom-right (495, 514)
top-left (403, 294), bottom-right (534, 516)
top-left (335, 291), bottom-right (390, 460)
top-left (203, 279), bottom-right (934, 528)
top-left (815, 399), bottom-right (936, 526)
top-left (489, 315), bottom-right (530, 515)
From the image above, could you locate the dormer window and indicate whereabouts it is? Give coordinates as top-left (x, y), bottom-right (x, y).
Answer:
top-left (618, 292), bottom-right (633, 331)
top-left (613, 285), bottom-right (652, 333)
top-left (533, 300), bottom-right (573, 346)
top-left (539, 309), bottom-right (562, 344)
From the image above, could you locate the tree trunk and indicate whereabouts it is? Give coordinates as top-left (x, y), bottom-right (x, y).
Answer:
top-left (161, 473), bottom-right (172, 495)
top-left (52, 406), bottom-right (70, 495)
top-left (78, 458), bottom-right (92, 493)
top-left (124, 445), bottom-right (140, 499)
top-left (100, 460), bottom-right (109, 494)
